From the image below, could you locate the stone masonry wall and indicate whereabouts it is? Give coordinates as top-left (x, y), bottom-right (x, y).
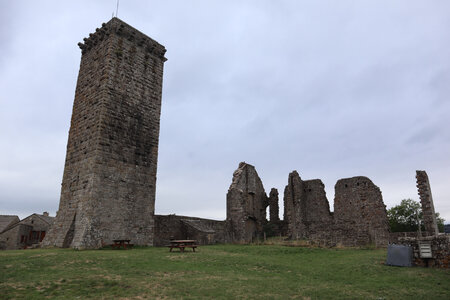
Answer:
top-left (334, 177), bottom-right (389, 247)
top-left (399, 235), bottom-right (450, 268)
top-left (43, 18), bottom-right (166, 249)
top-left (154, 215), bottom-right (230, 246)
top-left (281, 172), bottom-right (390, 247)
top-left (0, 224), bottom-right (33, 250)
top-left (302, 179), bottom-right (333, 240)
top-left (226, 162), bottom-right (268, 243)
top-left (416, 170), bottom-right (439, 236)
top-left (269, 188), bottom-right (280, 222)
top-left (283, 172), bottom-right (333, 240)
top-left (283, 171), bottom-right (306, 239)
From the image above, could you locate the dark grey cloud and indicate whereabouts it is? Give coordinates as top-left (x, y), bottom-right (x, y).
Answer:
top-left (1, 1), bottom-right (449, 223)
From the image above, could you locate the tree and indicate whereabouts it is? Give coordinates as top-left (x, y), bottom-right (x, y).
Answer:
top-left (387, 199), bottom-right (445, 233)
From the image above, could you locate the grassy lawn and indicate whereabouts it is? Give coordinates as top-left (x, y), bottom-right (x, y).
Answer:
top-left (1, 244), bottom-right (449, 299)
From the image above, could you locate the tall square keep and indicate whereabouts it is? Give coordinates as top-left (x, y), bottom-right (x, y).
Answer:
top-left (43, 18), bottom-right (167, 249)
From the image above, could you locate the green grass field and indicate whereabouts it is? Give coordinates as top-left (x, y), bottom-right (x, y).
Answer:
top-left (1, 244), bottom-right (449, 299)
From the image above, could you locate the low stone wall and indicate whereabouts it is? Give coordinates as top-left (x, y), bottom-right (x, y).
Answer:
top-left (389, 232), bottom-right (421, 243)
top-left (153, 215), bottom-right (230, 246)
top-left (398, 235), bottom-right (450, 268)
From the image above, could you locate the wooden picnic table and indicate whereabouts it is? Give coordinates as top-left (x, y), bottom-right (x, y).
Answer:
top-left (112, 239), bottom-right (133, 250)
top-left (168, 240), bottom-right (197, 252)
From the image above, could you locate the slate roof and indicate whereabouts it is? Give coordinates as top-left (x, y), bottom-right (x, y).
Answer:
top-left (20, 213), bottom-right (55, 226)
top-left (34, 214), bottom-right (55, 225)
top-left (0, 215), bottom-right (20, 233)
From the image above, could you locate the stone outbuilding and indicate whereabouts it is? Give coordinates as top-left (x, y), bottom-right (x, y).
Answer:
top-left (0, 213), bottom-right (54, 250)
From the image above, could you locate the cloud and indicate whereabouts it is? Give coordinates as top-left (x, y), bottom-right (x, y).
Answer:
top-left (1, 1), bottom-right (449, 223)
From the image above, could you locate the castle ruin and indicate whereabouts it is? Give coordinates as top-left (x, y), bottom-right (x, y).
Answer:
top-left (38, 18), bottom-right (445, 253)
top-left (226, 163), bottom-right (389, 247)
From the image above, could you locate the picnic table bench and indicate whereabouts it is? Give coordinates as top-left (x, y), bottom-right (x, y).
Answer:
top-left (168, 240), bottom-right (197, 252)
top-left (112, 239), bottom-right (133, 250)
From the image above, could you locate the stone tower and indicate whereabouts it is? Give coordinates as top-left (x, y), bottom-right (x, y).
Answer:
top-left (43, 18), bottom-right (166, 249)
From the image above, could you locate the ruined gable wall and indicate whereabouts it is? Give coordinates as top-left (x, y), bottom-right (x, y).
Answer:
top-left (43, 18), bottom-right (166, 249)
top-left (226, 162), bottom-right (268, 242)
top-left (302, 179), bottom-right (333, 239)
top-left (416, 170), bottom-right (439, 236)
top-left (283, 173), bottom-right (333, 240)
top-left (19, 215), bottom-right (50, 232)
top-left (302, 180), bottom-right (333, 224)
top-left (334, 176), bottom-right (389, 246)
top-left (283, 171), bottom-right (305, 239)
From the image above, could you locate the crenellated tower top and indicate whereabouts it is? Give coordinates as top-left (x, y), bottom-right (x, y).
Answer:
top-left (77, 17), bottom-right (167, 61)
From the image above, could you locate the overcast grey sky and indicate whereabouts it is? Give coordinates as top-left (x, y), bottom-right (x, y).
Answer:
top-left (0, 0), bottom-right (449, 223)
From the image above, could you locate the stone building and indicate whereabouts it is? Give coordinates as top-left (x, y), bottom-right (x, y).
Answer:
top-left (0, 215), bottom-right (20, 250)
top-left (42, 18), bottom-right (166, 249)
top-left (0, 213), bottom-right (54, 250)
top-left (226, 162), bottom-right (268, 243)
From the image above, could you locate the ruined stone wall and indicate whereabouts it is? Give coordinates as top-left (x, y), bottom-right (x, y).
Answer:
top-left (281, 171), bottom-right (389, 246)
top-left (416, 170), bottom-right (439, 236)
top-left (154, 215), bottom-right (230, 246)
top-left (226, 162), bottom-right (268, 243)
top-left (283, 172), bottom-right (332, 240)
top-left (43, 18), bottom-right (166, 249)
top-left (283, 171), bottom-right (306, 239)
top-left (395, 172), bottom-right (448, 268)
top-left (269, 188), bottom-right (279, 222)
top-left (334, 177), bottom-right (389, 247)
top-left (302, 179), bottom-right (333, 240)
